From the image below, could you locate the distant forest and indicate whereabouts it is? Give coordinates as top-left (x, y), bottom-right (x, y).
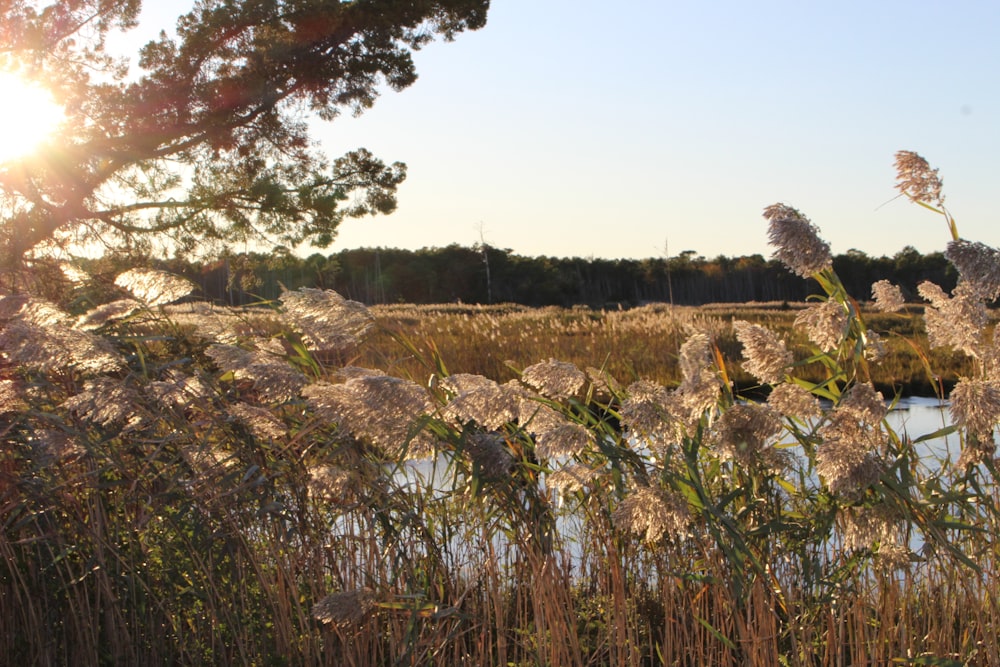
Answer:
top-left (117, 244), bottom-right (959, 308)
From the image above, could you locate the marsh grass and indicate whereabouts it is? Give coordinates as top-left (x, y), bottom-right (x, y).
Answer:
top-left (3, 152), bottom-right (1000, 666)
top-left (360, 301), bottom-right (984, 398)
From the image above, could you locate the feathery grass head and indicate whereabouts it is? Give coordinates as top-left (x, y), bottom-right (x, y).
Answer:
top-left (949, 377), bottom-right (1000, 443)
top-left (442, 374), bottom-right (521, 429)
top-left (894, 150), bottom-right (944, 208)
top-left (115, 268), bottom-right (196, 306)
top-left (767, 382), bottom-right (821, 420)
top-left (839, 381), bottom-right (888, 426)
top-left (707, 402), bottom-right (786, 470)
top-left (312, 588), bottom-right (377, 627)
top-left (546, 462), bottom-right (599, 499)
top-left (613, 485), bottom-right (690, 543)
top-left (463, 432), bottom-right (515, 479)
top-left (946, 239), bottom-right (1000, 302)
top-left (841, 505), bottom-right (909, 569)
top-left (206, 343), bottom-right (309, 403)
top-left (815, 383), bottom-right (887, 495)
top-left (733, 320), bottom-right (792, 385)
top-left (279, 288), bottom-right (374, 353)
top-left (795, 299), bottom-right (848, 352)
top-left (764, 203), bottom-right (832, 278)
top-left (76, 299), bottom-right (142, 330)
top-left (302, 376), bottom-right (436, 459)
top-left (918, 281), bottom-right (987, 358)
top-left (62, 378), bottom-right (146, 431)
top-left (871, 280), bottom-right (905, 312)
top-left (307, 465), bottom-right (359, 504)
top-left (535, 421), bottom-right (595, 459)
top-left (228, 402), bottom-right (288, 442)
top-left (521, 358), bottom-right (586, 399)
top-left (620, 380), bottom-right (685, 449)
top-left (146, 370), bottom-right (214, 410)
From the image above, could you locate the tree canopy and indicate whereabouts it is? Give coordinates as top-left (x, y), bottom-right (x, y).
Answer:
top-left (0, 0), bottom-right (489, 277)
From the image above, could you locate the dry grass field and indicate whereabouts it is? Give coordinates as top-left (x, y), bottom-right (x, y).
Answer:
top-left (357, 301), bottom-right (981, 398)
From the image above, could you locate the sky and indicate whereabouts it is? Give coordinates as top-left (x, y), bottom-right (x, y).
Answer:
top-left (138, 1), bottom-right (1000, 261)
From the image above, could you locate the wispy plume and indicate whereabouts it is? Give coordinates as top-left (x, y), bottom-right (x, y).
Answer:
top-left (62, 378), bottom-right (146, 431)
top-left (815, 383), bottom-right (887, 495)
top-left (535, 421), bottom-right (594, 459)
top-left (0, 319), bottom-right (125, 374)
top-left (312, 588), bottom-right (377, 627)
top-left (546, 462), bottom-right (599, 499)
top-left (946, 240), bottom-right (1000, 302)
top-left (767, 382), bottom-right (821, 420)
top-left (302, 376), bottom-right (436, 459)
top-left (442, 374), bottom-right (521, 429)
top-left (841, 505), bottom-right (909, 570)
top-left (949, 377), bottom-right (1000, 443)
top-left (115, 268), bottom-right (195, 306)
top-left (229, 401), bottom-right (288, 441)
top-left (279, 288), bottom-right (374, 353)
top-left (463, 432), bottom-right (515, 479)
top-left (871, 280), bottom-right (905, 313)
top-left (206, 344), bottom-right (308, 403)
top-left (733, 320), bottom-right (792, 385)
top-left (620, 380), bottom-right (685, 450)
top-left (521, 358), bottom-right (586, 399)
top-left (613, 486), bottom-right (690, 543)
top-left (764, 203), bottom-right (832, 278)
top-left (307, 465), bottom-right (360, 504)
top-left (918, 282), bottom-right (987, 358)
top-left (795, 299), bottom-right (848, 352)
top-left (894, 150), bottom-right (944, 207)
top-left (707, 402), bottom-right (788, 471)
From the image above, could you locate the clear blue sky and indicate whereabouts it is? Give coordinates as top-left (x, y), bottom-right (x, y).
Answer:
top-left (143, 1), bottom-right (1000, 261)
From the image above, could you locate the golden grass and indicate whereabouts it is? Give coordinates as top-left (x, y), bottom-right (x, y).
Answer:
top-left (358, 301), bottom-right (983, 396)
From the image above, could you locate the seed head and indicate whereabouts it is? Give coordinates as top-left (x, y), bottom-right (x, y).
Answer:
top-left (707, 403), bottom-right (784, 469)
top-left (794, 299), bottom-right (848, 352)
top-left (871, 280), bottom-right (905, 312)
top-left (302, 376), bottom-right (435, 459)
top-left (841, 505), bottom-right (908, 569)
top-left (838, 382), bottom-right (887, 426)
top-left (62, 378), bottom-right (145, 431)
top-left (279, 288), bottom-right (374, 353)
top-left (0, 319), bottom-right (125, 374)
top-left (918, 281), bottom-right (987, 358)
top-left (463, 432), bottom-right (515, 479)
top-left (946, 240), bottom-right (1000, 302)
top-left (76, 299), bottom-right (142, 330)
top-left (535, 421), bottom-right (595, 459)
top-left (115, 268), bottom-right (195, 306)
top-left (206, 344), bottom-right (308, 403)
top-left (307, 465), bottom-right (359, 504)
top-left (733, 320), bottom-right (792, 385)
top-left (894, 150), bottom-right (944, 207)
top-left (621, 380), bottom-right (686, 448)
top-left (443, 374), bottom-right (521, 429)
top-left (949, 377), bottom-right (1000, 442)
top-left (767, 383), bottom-right (821, 420)
top-left (546, 463), bottom-right (599, 498)
top-left (816, 401), bottom-right (884, 496)
top-left (764, 203), bottom-right (832, 278)
top-left (229, 402), bottom-right (287, 441)
top-left (612, 485), bottom-right (690, 543)
top-left (521, 358), bottom-right (586, 399)
top-left (312, 588), bottom-right (377, 627)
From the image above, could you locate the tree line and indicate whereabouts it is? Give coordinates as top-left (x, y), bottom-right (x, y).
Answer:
top-left (100, 243), bottom-right (958, 308)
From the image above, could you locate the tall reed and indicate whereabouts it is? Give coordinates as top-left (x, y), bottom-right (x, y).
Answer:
top-left (0, 151), bottom-right (997, 665)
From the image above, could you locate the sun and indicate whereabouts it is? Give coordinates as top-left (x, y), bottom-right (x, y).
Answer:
top-left (0, 72), bottom-right (65, 164)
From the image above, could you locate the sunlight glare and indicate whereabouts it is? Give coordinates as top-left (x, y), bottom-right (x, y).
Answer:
top-left (0, 73), bottom-right (65, 164)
